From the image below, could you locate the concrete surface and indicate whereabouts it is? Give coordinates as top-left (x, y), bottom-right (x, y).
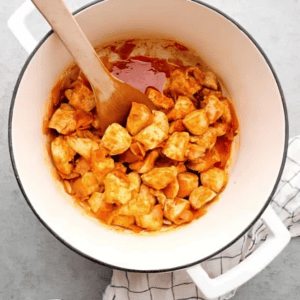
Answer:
top-left (1, 0), bottom-right (300, 299)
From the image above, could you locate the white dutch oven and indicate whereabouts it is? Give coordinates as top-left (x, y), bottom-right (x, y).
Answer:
top-left (8, 0), bottom-right (290, 298)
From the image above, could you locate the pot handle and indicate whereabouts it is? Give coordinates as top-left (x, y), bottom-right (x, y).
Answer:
top-left (187, 206), bottom-right (290, 300)
top-left (7, 0), bottom-right (39, 54)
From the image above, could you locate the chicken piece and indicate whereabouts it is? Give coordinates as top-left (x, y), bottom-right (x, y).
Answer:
top-left (88, 192), bottom-right (105, 213)
top-left (119, 147), bottom-right (142, 164)
top-left (210, 121), bottom-right (230, 136)
top-left (189, 186), bottom-right (217, 209)
top-left (190, 128), bottom-right (217, 150)
top-left (202, 95), bottom-right (224, 124)
top-left (185, 143), bottom-right (206, 161)
top-left (220, 99), bottom-right (232, 123)
top-left (139, 184), bottom-right (157, 207)
top-left (146, 88), bottom-right (174, 110)
top-left (167, 96), bottom-right (196, 121)
top-left (141, 166), bottom-right (177, 190)
top-left (187, 148), bottom-right (220, 172)
top-left (104, 172), bottom-right (132, 205)
top-left (193, 68), bottom-right (218, 90)
top-left (162, 132), bottom-right (190, 161)
top-left (112, 215), bottom-right (135, 229)
top-left (72, 171), bottom-right (99, 198)
top-left (89, 192), bottom-right (115, 224)
top-left (75, 129), bottom-right (101, 142)
top-left (175, 162), bottom-right (187, 174)
top-left (66, 136), bottom-right (99, 161)
top-left (114, 162), bottom-right (127, 174)
top-left (74, 156), bottom-right (91, 176)
top-left (201, 87), bottom-right (222, 98)
top-left (65, 81), bottom-right (96, 112)
top-left (177, 172), bottom-right (199, 198)
top-left (134, 124), bottom-right (168, 150)
top-left (163, 177), bottom-right (179, 199)
top-left (130, 141), bottom-right (147, 158)
top-left (169, 119), bottom-right (186, 134)
top-left (200, 167), bottom-right (228, 193)
top-left (126, 102), bottom-right (153, 136)
top-left (136, 204), bottom-right (164, 231)
top-left (183, 110), bottom-right (209, 135)
top-left (129, 149), bottom-right (159, 174)
top-left (152, 110), bottom-right (169, 134)
top-left (90, 148), bottom-right (115, 184)
top-left (150, 189), bottom-right (166, 206)
top-left (128, 171), bottom-right (141, 192)
top-left (164, 198), bottom-right (193, 225)
top-left (170, 69), bottom-right (201, 97)
top-left (48, 103), bottom-right (77, 135)
top-left (51, 136), bottom-right (76, 175)
top-left (102, 123), bottom-right (132, 155)
top-left (74, 110), bottom-right (94, 130)
top-left (128, 194), bottom-right (152, 216)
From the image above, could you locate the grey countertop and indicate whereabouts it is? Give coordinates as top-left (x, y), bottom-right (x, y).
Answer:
top-left (1, 0), bottom-right (300, 299)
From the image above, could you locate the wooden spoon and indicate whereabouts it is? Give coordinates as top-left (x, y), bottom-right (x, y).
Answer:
top-left (32, 0), bottom-right (156, 133)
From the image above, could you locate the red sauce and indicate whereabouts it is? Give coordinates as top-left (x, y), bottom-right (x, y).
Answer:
top-left (111, 56), bottom-right (174, 93)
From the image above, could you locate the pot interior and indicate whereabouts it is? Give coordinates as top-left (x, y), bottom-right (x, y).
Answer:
top-left (10, 0), bottom-right (287, 271)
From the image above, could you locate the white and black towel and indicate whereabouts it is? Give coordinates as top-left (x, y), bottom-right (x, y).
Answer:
top-left (104, 137), bottom-right (300, 300)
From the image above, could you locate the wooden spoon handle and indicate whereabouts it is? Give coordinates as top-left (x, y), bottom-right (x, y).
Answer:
top-left (32, 0), bottom-right (115, 97)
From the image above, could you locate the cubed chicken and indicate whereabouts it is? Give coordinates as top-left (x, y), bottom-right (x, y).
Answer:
top-left (126, 102), bottom-right (153, 136)
top-left (48, 103), bottom-right (77, 135)
top-left (193, 68), bottom-right (218, 90)
top-left (104, 172), bottom-right (132, 205)
top-left (134, 124), bottom-right (168, 150)
top-left (88, 192), bottom-right (105, 213)
top-left (169, 119), bottom-right (186, 134)
top-left (200, 167), bottom-right (228, 193)
top-left (152, 110), bottom-right (169, 134)
top-left (167, 96), bottom-right (196, 121)
top-left (190, 128), bottom-right (217, 150)
top-left (90, 149), bottom-right (115, 184)
top-left (72, 171), bottom-right (99, 198)
top-left (162, 132), bottom-right (190, 161)
top-left (127, 171), bottom-right (141, 192)
top-left (177, 172), bottom-right (199, 198)
top-left (202, 95), bottom-right (224, 124)
top-left (146, 88), bottom-right (174, 110)
top-left (66, 136), bottom-right (99, 161)
top-left (141, 166), bottom-right (177, 190)
top-left (220, 99), bottom-right (232, 123)
top-left (183, 110), bottom-right (209, 135)
top-left (164, 198), bottom-right (193, 224)
top-left (112, 215), bottom-right (135, 229)
top-left (189, 186), bottom-right (217, 209)
top-left (129, 149), bottom-right (159, 174)
top-left (128, 194), bottom-right (152, 216)
top-left (102, 123), bottom-right (132, 155)
top-left (185, 143), bottom-right (206, 161)
top-left (135, 205), bottom-right (164, 231)
top-left (210, 121), bottom-right (230, 136)
top-left (65, 81), bottom-right (96, 112)
top-left (89, 192), bottom-right (114, 224)
top-left (170, 69), bottom-right (201, 97)
top-left (163, 177), bottom-right (179, 199)
top-left (187, 148), bottom-right (220, 172)
top-left (51, 136), bottom-right (76, 175)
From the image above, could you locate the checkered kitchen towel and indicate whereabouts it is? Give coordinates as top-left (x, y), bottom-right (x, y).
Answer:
top-left (104, 136), bottom-right (300, 300)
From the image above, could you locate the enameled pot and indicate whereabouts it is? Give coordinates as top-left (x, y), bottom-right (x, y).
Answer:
top-left (8, 0), bottom-right (290, 298)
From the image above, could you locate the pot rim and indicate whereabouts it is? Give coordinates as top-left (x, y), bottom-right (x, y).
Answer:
top-left (8, 0), bottom-right (289, 273)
